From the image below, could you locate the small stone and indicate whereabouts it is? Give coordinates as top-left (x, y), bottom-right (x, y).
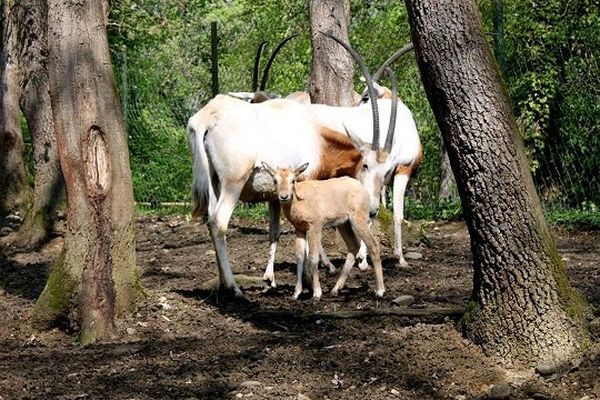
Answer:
top-left (455, 396), bottom-right (466, 400)
top-left (392, 295), bottom-right (415, 307)
top-left (390, 388), bottom-right (400, 395)
top-left (206, 250), bottom-right (216, 256)
top-left (535, 362), bottom-right (558, 376)
top-left (532, 393), bottom-right (551, 400)
top-left (404, 251), bottom-right (423, 260)
top-left (578, 396), bottom-right (590, 400)
top-left (235, 393), bottom-right (243, 398)
top-left (0, 227), bottom-right (13, 236)
top-left (570, 357), bottom-right (582, 371)
top-left (126, 327), bottom-right (136, 335)
top-left (589, 318), bottom-right (600, 339)
top-left (297, 394), bottom-right (311, 400)
top-left (241, 381), bottom-right (262, 388)
top-left (488, 383), bottom-right (511, 399)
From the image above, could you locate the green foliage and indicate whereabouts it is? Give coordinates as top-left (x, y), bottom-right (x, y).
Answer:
top-left (546, 202), bottom-right (600, 230)
top-left (232, 203), bottom-right (269, 222)
top-left (405, 197), bottom-right (463, 221)
top-left (107, 0), bottom-right (598, 224)
top-left (480, 0), bottom-right (600, 209)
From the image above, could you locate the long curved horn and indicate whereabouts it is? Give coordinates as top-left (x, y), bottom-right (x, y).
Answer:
top-left (259, 33), bottom-right (300, 91)
top-left (383, 67), bottom-right (398, 153)
top-left (372, 42), bottom-right (414, 83)
top-left (320, 31), bottom-right (380, 151)
top-left (355, 42), bottom-right (414, 105)
top-left (252, 41), bottom-right (269, 92)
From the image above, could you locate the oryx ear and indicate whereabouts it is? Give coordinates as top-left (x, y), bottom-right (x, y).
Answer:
top-left (295, 163), bottom-right (309, 176)
top-left (261, 162), bottom-right (276, 176)
top-left (373, 81), bottom-right (386, 98)
top-left (343, 123), bottom-right (366, 150)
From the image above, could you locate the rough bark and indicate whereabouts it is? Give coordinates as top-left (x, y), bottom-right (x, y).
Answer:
top-left (405, 0), bottom-right (590, 367)
top-left (10, 0), bottom-right (64, 249)
top-left (309, 0), bottom-right (354, 106)
top-left (33, 0), bottom-right (143, 344)
top-left (0, 0), bottom-right (31, 216)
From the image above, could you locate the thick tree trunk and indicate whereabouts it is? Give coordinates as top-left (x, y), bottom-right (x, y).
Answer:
top-left (405, 0), bottom-right (590, 367)
top-left (10, 0), bottom-right (63, 249)
top-left (0, 1), bottom-right (31, 216)
top-left (33, 0), bottom-right (143, 344)
top-left (309, 0), bottom-right (354, 106)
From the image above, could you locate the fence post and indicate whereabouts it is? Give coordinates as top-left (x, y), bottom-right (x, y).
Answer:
top-left (211, 21), bottom-right (219, 97)
top-left (120, 45), bottom-right (128, 127)
top-left (492, 0), bottom-right (505, 73)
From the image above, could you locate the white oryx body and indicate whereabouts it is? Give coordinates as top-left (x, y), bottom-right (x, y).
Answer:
top-left (187, 93), bottom-right (420, 295)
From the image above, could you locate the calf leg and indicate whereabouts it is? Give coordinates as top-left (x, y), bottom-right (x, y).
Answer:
top-left (319, 244), bottom-right (336, 275)
top-left (307, 230), bottom-right (322, 300)
top-left (331, 223), bottom-right (361, 296)
top-left (263, 201), bottom-right (281, 287)
top-left (351, 216), bottom-right (385, 298)
top-left (293, 233), bottom-right (307, 300)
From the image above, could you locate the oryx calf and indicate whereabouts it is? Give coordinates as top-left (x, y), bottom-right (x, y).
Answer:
top-left (262, 162), bottom-right (385, 300)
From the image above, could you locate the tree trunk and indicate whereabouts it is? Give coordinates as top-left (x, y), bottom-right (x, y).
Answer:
top-left (33, 0), bottom-right (143, 344)
top-left (405, 0), bottom-right (590, 368)
top-left (10, 0), bottom-right (64, 249)
top-left (309, 0), bottom-right (354, 106)
top-left (0, 0), bottom-right (31, 216)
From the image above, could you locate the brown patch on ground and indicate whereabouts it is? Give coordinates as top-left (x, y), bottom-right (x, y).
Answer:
top-left (0, 215), bottom-right (599, 399)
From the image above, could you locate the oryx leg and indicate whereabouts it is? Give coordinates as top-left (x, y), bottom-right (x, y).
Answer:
top-left (263, 201), bottom-right (281, 287)
top-left (331, 222), bottom-right (361, 296)
top-left (351, 216), bottom-right (385, 298)
top-left (357, 241), bottom-right (369, 271)
top-left (207, 181), bottom-right (245, 296)
top-left (393, 172), bottom-right (410, 268)
top-left (293, 233), bottom-right (307, 300)
top-left (380, 185), bottom-right (387, 209)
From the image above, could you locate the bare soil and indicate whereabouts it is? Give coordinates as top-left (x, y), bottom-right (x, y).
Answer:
top-left (0, 214), bottom-right (599, 400)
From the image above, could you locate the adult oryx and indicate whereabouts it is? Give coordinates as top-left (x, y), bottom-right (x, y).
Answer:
top-left (187, 34), bottom-right (420, 295)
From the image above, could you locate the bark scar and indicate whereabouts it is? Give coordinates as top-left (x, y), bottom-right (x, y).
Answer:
top-left (83, 126), bottom-right (110, 200)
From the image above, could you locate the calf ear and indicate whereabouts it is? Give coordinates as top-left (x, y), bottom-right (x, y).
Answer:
top-left (295, 163), bottom-right (309, 176)
top-left (261, 161), bottom-right (276, 176)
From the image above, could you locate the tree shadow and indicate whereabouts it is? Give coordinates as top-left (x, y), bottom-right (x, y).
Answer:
top-left (0, 251), bottom-right (49, 300)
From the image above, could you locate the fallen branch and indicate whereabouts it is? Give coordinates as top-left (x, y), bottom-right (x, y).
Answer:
top-left (252, 306), bottom-right (464, 323)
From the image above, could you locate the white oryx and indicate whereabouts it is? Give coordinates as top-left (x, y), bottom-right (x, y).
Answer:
top-left (187, 33), bottom-right (421, 295)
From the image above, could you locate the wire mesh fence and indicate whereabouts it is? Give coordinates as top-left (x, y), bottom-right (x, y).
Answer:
top-left (111, 33), bottom-right (599, 226)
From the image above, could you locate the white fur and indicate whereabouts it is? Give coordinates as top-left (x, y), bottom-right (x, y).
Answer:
top-left (307, 99), bottom-right (420, 167)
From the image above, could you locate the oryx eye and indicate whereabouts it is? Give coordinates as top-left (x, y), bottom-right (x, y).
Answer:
top-left (362, 164), bottom-right (369, 171)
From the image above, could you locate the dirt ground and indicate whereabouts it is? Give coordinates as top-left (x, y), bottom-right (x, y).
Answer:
top-left (0, 213), bottom-right (599, 400)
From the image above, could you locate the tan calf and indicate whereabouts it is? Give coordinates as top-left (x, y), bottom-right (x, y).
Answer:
top-left (262, 162), bottom-right (385, 300)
